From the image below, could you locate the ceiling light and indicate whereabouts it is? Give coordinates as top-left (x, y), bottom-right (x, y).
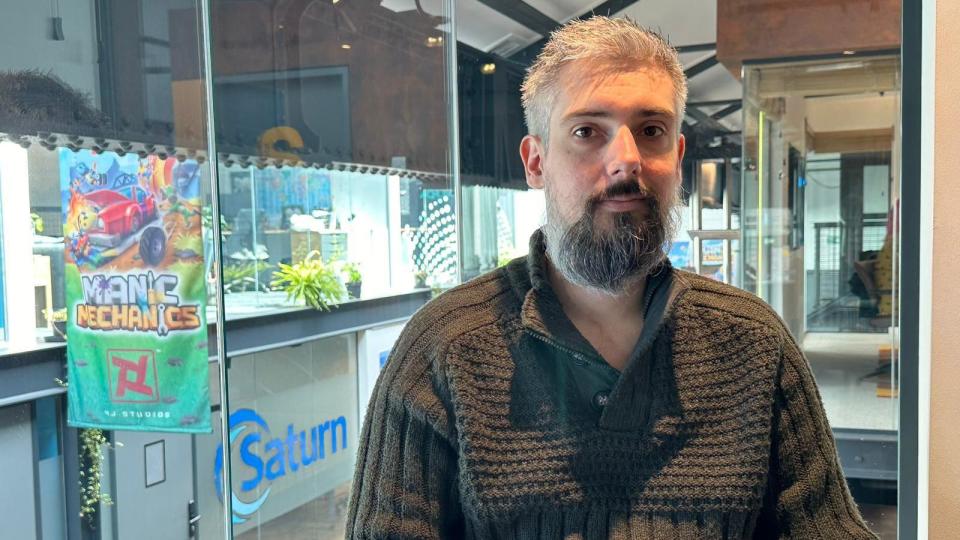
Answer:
top-left (341, 43), bottom-right (352, 50)
top-left (425, 36), bottom-right (444, 48)
top-left (480, 63), bottom-right (496, 75)
top-left (805, 61), bottom-right (864, 73)
top-left (842, 50), bottom-right (856, 55)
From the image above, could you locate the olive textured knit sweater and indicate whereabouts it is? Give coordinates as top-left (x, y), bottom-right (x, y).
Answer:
top-left (346, 232), bottom-right (877, 539)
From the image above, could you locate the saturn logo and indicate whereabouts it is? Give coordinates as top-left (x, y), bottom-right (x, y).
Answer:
top-left (214, 408), bottom-right (349, 524)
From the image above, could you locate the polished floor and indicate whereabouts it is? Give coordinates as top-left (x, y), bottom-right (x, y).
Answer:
top-left (235, 488), bottom-right (899, 539)
top-left (860, 503), bottom-right (898, 539)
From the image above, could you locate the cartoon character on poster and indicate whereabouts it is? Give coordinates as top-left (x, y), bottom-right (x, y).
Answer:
top-left (60, 148), bottom-right (211, 433)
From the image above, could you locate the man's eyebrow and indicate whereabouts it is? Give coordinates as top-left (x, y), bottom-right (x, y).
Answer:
top-left (561, 107), bottom-right (675, 122)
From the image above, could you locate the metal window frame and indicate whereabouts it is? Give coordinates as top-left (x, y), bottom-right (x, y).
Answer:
top-left (898, 0), bottom-right (922, 537)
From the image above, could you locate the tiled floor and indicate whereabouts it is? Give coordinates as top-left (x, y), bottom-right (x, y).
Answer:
top-left (803, 332), bottom-right (898, 431)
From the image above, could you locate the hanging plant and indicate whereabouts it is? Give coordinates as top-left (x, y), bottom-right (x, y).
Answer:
top-left (56, 377), bottom-right (118, 527)
top-left (78, 428), bottom-right (114, 525)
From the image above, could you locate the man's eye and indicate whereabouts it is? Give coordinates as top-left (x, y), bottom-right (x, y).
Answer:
top-left (573, 127), bottom-right (595, 138)
top-left (642, 125), bottom-right (665, 137)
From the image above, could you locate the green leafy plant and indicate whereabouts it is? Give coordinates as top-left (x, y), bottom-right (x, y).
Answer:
top-left (414, 269), bottom-right (428, 288)
top-left (31, 212), bottom-right (44, 234)
top-left (79, 428), bottom-right (114, 525)
top-left (54, 378), bottom-right (118, 527)
top-left (270, 250), bottom-right (345, 310)
top-left (200, 206), bottom-right (230, 235)
top-left (342, 262), bottom-right (362, 284)
top-left (223, 261), bottom-right (274, 293)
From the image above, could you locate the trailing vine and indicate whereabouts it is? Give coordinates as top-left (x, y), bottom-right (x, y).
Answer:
top-left (56, 377), bottom-right (117, 527)
top-left (78, 428), bottom-right (113, 524)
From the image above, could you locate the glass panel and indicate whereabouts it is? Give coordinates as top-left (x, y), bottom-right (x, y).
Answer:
top-left (225, 335), bottom-right (359, 538)
top-left (742, 55), bottom-right (901, 534)
top-left (456, 13), bottom-right (542, 279)
top-left (35, 397), bottom-right (67, 539)
top-left (0, 403), bottom-right (36, 537)
top-left (209, 0), bottom-right (456, 537)
top-left (211, 0), bottom-right (457, 316)
top-left (0, 0), bottom-right (227, 536)
top-left (461, 185), bottom-right (544, 275)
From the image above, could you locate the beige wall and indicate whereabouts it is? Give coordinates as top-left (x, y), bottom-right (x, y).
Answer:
top-left (928, 0), bottom-right (960, 535)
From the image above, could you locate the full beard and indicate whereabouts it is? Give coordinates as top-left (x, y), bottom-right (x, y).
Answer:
top-left (543, 182), bottom-right (679, 296)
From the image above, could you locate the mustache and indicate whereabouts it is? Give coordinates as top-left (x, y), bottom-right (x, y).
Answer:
top-left (587, 182), bottom-right (656, 210)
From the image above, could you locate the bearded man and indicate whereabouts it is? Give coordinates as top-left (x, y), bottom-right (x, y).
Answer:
top-left (347, 17), bottom-right (876, 539)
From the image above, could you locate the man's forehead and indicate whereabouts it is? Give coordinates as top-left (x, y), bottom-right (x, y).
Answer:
top-left (551, 61), bottom-right (677, 120)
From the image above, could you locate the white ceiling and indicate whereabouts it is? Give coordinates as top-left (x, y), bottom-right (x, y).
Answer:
top-left (455, 0), bottom-right (742, 131)
top-left (806, 93), bottom-right (897, 133)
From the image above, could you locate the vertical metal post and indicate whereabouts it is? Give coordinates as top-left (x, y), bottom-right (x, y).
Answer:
top-left (197, 0), bottom-right (233, 537)
top-left (898, 0), bottom-right (923, 537)
top-left (757, 110), bottom-right (765, 300)
top-left (722, 159), bottom-right (732, 284)
top-left (691, 162), bottom-right (702, 275)
top-left (445, 0), bottom-right (463, 286)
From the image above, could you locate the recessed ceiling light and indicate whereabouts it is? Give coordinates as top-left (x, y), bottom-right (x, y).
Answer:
top-left (341, 43), bottom-right (352, 50)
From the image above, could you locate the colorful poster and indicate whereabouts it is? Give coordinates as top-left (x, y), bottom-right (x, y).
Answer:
top-left (668, 241), bottom-right (691, 270)
top-left (61, 149), bottom-right (210, 433)
top-left (252, 167), bottom-right (332, 228)
top-left (702, 239), bottom-right (724, 265)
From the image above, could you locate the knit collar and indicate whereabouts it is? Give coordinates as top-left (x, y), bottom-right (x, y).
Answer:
top-left (506, 229), bottom-right (686, 364)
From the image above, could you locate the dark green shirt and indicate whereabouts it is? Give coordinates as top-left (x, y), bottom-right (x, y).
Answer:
top-left (526, 266), bottom-right (674, 421)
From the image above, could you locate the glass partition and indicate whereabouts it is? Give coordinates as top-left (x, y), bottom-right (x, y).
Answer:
top-left (456, 24), bottom-right (545, 279)
top-left (741, 55), bottom-right (901, 533)
top-left (210, 0), bottom-right (456, 537)
top-left (742, 55), bottom-right (901, 428)
top-left (0, 0), bottom-right (227, 538)
top-left (210, 0), bottom-right (457, 317)
top-left (214, 336), bottom-right (358, 539)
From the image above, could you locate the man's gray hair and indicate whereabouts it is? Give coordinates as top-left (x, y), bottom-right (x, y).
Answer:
top-left (520, 16), bottom-right (688, 140)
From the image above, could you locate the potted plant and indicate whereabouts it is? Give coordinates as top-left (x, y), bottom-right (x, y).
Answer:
top-left (414, 269), bottom-right (428, 289)
top-left (342, 262), bottom-right (363, 299)
top-left (270, 250), bottom-right (345, 310)
top-left (43, 308), bottom-right (67, 342)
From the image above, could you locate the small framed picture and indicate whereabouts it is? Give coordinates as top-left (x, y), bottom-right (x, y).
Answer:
top-left (144, 440), bottom-right (166, 488)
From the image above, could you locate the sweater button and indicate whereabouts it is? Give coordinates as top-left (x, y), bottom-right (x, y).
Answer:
top-left (592, 390), bottom-right (610, 410)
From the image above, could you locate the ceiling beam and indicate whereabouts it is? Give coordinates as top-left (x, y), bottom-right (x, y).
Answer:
top-left (684, 54), bottom-right (719, 79)
top-left (477, 0), bottom-right (557, 37)
top-left (507, 0), bottom-right (641, 64)
top-left (685, 106), bottom-right (733, 134)
top-left (584, 0), bottom-right (642, 17)
top-left (688, 98), bottom-right (740, 108)
top-left (675, 42), bottom-right (716, 54)
top-left (711, 102), bottom-right (743, 120)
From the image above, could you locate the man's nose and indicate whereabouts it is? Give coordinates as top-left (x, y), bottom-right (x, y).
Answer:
top-left (606, 126), bottom-right (641, 180)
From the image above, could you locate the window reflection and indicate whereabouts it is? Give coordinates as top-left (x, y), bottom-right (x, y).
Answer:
top-left (741, 56), bottom-right (901, 431)
top-left (210, 0), bottom-right (456, 315)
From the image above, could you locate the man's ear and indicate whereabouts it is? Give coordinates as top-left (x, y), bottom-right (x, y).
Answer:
top-left (677, 133), bottom-right (686, 171)
top-left (519, 135), bottom-right (545, 189)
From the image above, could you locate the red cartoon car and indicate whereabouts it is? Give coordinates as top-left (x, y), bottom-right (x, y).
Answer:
top-left (85, 185), bottom-right (157, 248)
